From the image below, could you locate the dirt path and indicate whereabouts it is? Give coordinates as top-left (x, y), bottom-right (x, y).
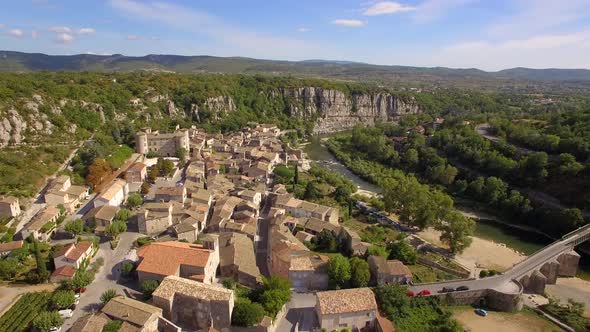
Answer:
top-left (453, 307), bottom-right (561, 332)
top-left (545, 278), bottom-right (590, 317)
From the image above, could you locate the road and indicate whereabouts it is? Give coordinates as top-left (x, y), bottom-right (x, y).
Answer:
top-left (61, 232), bottom-right (143, 330)
top-left (409, 224), bottom-right (590, 296)
top-left (255, 186), bottom-right (273, 277)
top-left (276, 293), bottom-right (318, 332)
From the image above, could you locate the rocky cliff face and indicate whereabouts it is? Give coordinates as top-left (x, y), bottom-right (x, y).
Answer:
top-left (282, 87), bottom-right (421, 134)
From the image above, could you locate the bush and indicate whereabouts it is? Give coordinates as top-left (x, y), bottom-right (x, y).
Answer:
top-left (100, 289), bottom-right (118, 305)
top-left (223, 277), bottom-right (237, 290)
top-left (103, 320), bottom-right (123, 332)
top-left (65, 219), bottom-right (84, 235)
top-left (328, 254), bottom-right (351, 289)
top-left (126, 193), bottom-right (143, 209)
top-left (121, 262), bottom-right (135, 277)
top-left (140, 279), bottom-right (159, 298)
top-left (232, 299), bottom-right (265, 327)
top-left (32, 311), bottom-right (63, 332)
top-left (51, 290), bottom-right (75, 310)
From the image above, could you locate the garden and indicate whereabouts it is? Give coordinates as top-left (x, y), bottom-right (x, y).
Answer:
top-left (0, 292), bottom-right (52, 332)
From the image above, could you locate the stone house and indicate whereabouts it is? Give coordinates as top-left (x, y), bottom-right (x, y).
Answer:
top-left (219, 232), bottom-right (262, 287)
top-left (21, 205), bottom-right (61, 242)
top-left (101, 296), bottom-right (163, 332)
top-left (135, 128), bottom-right (190, 158)
top-left (274, 194), bottom-right (339, 224)
top-left (152, 275), bottom-right (234, 331)
top-left (125, 162), bottom-right (147, 183)
top-left (154, 186), bottom-right (187, 204)
top-left (53, 241), bottom-right (95, 270)
top-left (368, 255), bottom-right (412, 285)
top-left (44, 175), bottom-right (89, 213)
top-left (137, 202), bottom-right (173, 235)
top-left (0, 196), bottom-right (21, 218)
top-left (94, 178), bottom-right (128, 208)
top-left (315, 288), bottom-right (378, 331)
top-left (136, 239), bottom-right (219, 284)
top-left (83, 205), bottom-right (119, 235)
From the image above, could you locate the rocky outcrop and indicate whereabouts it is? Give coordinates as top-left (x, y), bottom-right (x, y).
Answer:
top-left (281, 87), bottom-right (421, 134)
top-left (165, 100), bottom-right (179, 116)
top-left (0, 109), bottom-right (27, 146)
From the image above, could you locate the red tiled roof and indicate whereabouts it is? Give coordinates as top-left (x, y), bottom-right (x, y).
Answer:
top-left (52, 265), bottom-right (77, 278)
top-left (55, 241), bottom-right (92, 262)
top-left (0, 240), bottom-right (23, 253)
top-left (136, 241), bottom-right (212, 278)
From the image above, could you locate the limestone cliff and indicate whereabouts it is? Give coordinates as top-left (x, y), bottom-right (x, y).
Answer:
top-left (281, 87), bottom-right (421, 134)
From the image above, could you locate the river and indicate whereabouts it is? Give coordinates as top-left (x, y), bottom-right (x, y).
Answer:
top-left (303, 136), bottom-right (590, 278)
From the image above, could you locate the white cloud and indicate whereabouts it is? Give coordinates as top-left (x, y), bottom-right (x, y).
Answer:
top-left (331, 19), bottom-right (366, 27)
top-left (8, 29), bottom-right (24, 38)
top-left (297, 27), bottom-right (310, 33)
top-left (435, 30), bottom-right (590, 70)
top-left (363, 1), bottom-right (415, 16)
top-left (55, 33), bottom-right (75, 43)
top-left (49, 26), bottom-right (72, 33)
top-left (109, 0), bottom-right (324, 59)
top-left (126, 34), bottom-right (139, 40)
top-left (412, 0), bottom-right (474, 23)
top-left (31, 30), bottom-right (39, 39)
top-left (77, 28), bottom-right (96, 35)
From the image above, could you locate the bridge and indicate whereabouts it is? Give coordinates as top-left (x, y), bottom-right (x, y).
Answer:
top-left (409, 224), bottom-right (590, 311)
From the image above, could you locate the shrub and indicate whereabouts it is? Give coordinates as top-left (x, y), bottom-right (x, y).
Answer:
top-left (232, 299), bottom-right (265, 327)
top-left (51, 290), bottom-right (75, 310)
top-left (140, 279), bottom-right (159, 298)
top-left (32, 311), bottom-right (63, 332)
top-left (100, 289), bottom-right (118, 305)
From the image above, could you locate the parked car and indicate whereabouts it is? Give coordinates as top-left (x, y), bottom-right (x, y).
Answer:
top-left (49, 327), bottom-right (62, 332)
top-left (406, 291), bottom-right (415, 297)
top-left (474, 308), bottom-right (488, 317)
top-left (417, 289), bottom-right (431, 296)
top-left (439, 287), bottom-right (455, 293)
top-left (58, 309), bottom-right (73, 319)
top-left (456, 285), bottom-right (470, 291)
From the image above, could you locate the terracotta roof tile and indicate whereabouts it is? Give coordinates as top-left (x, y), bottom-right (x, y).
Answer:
top-left (316, 288), bottom-right (377, 315)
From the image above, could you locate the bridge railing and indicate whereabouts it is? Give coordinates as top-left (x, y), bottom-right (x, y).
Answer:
top-left (561, 223), bottom-right (590, 240)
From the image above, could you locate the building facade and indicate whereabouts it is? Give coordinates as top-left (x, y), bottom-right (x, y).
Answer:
top-left (136, 128), bottom-right (190, 157)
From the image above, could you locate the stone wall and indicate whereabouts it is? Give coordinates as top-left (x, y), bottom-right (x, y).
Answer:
top-left (431, 282), bottom-right (523, 312)
top-left (417, 257), bottom-right (471, 279)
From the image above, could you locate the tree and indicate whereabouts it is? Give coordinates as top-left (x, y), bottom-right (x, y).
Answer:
top-left (33, 239), bottom-right (49, 282)
top-left (350, 257), bottom-right (370, 288)
top-left (387, 240), bottom-right (417, 265)
top-left (32, 311), bottom-right (64, 332)
top-left (558, 153), bottom-right (584, 175)
top-left (148, 167), bottom-right (159, 183)
top-left (437, 211), bottom-right (474, 254)
top-left (106, 220), bottom-right (127, 239)
top-left (86, 158), bottom-right (111, 189)
top-left (176, 147), bottom-right (187, 160)
top-left (115, 208), bottom-right (131, 223)
top-left (258, 276), bottom-right (292, 316)
top-left (126, 193), bottom-right (143, 209)
top-left (303, 181), bottom-right (321, 201)
top-left (72, 271), bottom-right (92, 289)
top-left (294, 164), bottom-right (299, 185)
top-left (100, 289), bottom-right (118, 305)
top-left (140, 279), bottom-right (159, 298)
top-left (311, 230), bottom-right (338, 252)
top-left (334, 185), bottom-right (352, 204)
top-left (328, 254), bottom-right (351, 289)
top-left (51, 290), bottom-right (75, 309)
top-left (65, 218), bottom-right (84, 235)
top-left (232, 298), bottom-right (265, 327)
top-left (140, 182), bottom-right (151, 195)
top-left (0, 258), bottom-right (19, 280)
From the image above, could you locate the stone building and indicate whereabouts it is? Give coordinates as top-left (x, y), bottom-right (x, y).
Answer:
top-left (135, 128), bottom-right (189, 157)
top-left (368, 255), bottom-right (412, 285)
top-left (101, 296), bottom-right (162, 332)
top-left (152, 275), bottom-right (234, 331)
top-left (315, 288), bottom-right (378, 331)
top-left (0, 196), bottom-right (20, 218)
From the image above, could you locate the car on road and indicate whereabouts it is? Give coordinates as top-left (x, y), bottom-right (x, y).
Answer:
top-left (439, 287), bottom-right (455, 293)
top-left (49, 327), bottom-right (62, 332)
top-left (406, 291), bottom-right (415, 297)
top-left (474, 308), bottom-right (488, 317)
top-left (456, 285), bottom-right (469, 291)
top-left (417, 289), bottom-right (431, 296)
top-left (58, 309), bottom-right (73, 319)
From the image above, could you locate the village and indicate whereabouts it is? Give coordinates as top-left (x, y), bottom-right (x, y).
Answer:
top-left (0, 123), bottom-right (412, 332)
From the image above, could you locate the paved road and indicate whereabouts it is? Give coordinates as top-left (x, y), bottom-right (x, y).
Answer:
top-left (277, 293), bottom-right (318, 332)
top-left (255, 191), bottom-right (272, 277)
top-left (61, 232), bottom-right (143, 330)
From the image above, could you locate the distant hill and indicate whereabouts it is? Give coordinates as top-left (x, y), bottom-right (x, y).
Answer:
top-left (2, 50), bottom-right (590, 86)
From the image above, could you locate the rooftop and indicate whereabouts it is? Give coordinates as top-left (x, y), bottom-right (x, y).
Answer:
top-left (102, 296), bottom-right (162, 327)
top-left (316, 288), bottom-right (378, 315)
top-left (153, 275), bottom-right (233, 302)
top-left (136, 241), bottom-right (212, 277)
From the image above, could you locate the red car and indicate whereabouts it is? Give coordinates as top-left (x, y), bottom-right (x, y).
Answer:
top-left (406, 291), bottom-right (415, 297)
top-left (417, 289), bottom-right (431, 296)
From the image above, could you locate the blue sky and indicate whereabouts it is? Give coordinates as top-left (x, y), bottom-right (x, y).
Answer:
top-left (1, 0), bottom-right (590, 70)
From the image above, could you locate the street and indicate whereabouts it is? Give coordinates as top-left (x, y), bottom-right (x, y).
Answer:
top-left (61, 232), bottom-right (143, 330)
top-left (277, 293), bottom-right (318, 332)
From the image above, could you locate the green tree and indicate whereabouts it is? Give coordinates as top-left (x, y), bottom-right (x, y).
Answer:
top-left (65, 218), bottom-right (84, 235)
top-left (121, 262), bottom-right (135, 277)
top-left (437, 211), bottom-right (474, 254)
top-left (311, 230), bottom-right (338, 252)
top-left (232, 298), bottom-right (265, 327)
top-left (100, 289), bottom-right (118, 305)
top-left (328, 254), bottom-right (351, 289)
top-left (72, 270), bottom-right (92, 289)
top-left (387, 240), bottom-right (417, 265)
top-left (558, 153), bottom-right (584, 175)
top-left (303, 181), bottom-right (321, 201)
top-left (126, 193), bottom-right (143, 209)
top-left (176, 147), bottom-right (187, 160)
top-left (106, 220), bottom-right (127, 239)
top-left (51, 290), bottom-right (75, 309)
top-left (350, 257), bottom-right (370, 288)
top-left (32, 311), bottom-right (64, 332)
top-left (140, 182), bottom-right (151, 195)
top-left (33, 239), bottom-right (49, 282)
top-left (140, 279), bottom-right (159, 298)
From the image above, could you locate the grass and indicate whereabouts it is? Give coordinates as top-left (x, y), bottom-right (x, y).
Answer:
top-left (409, 264), bottom-right (458, 283)
top-left (106, 145), bottom-right (134, 169)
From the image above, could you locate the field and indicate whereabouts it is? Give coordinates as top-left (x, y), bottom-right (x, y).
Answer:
top-left (452, 307), bottom-right (561, 332)
top-left (0, 292), bottom-right (51, 332)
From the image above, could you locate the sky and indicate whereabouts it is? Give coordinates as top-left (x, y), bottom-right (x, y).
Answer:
top-left (1, 0), bottom-right (590, 71)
